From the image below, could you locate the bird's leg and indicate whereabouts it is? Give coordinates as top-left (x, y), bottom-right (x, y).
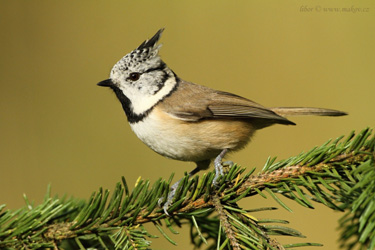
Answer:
top-left (160, 160), bottom-right (210, 215)
top-left (213, 148), bottom-right (229, 186)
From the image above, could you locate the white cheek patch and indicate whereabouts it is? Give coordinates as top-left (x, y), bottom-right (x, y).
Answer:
top-left (123, 77), bottom-right (177, 115)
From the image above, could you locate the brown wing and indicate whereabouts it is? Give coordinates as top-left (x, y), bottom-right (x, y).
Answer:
top-left (207, 91), bottom-right (294, 124)
top-left (160, 80), bottom-right (295, 125)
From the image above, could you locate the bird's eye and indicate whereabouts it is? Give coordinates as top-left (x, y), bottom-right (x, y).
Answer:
top-left (127, 72), bottom-right (141, 81)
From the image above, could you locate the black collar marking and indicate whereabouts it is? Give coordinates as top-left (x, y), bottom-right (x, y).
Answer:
top-left (108, 77), bottom-right (180, 124)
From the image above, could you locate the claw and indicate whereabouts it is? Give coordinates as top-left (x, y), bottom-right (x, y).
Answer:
top-left (159, 180), bottom-right (180, 216)
top-left (157, 196), bottom-right (165, 208)
top-left (223, 160), bottom-right (234, 167)
top-left (159, 161), bottom-right (209, 215)
top-left (162, 188), bottom-right (178, 215)
top-left (158, 198), bottom-right (170, 216)
top-left (213, 149), bottom-right (229, 186)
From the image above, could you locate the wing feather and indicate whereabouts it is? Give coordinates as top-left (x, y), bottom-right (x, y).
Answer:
top-left (160, 80), bottom-right (294, 125)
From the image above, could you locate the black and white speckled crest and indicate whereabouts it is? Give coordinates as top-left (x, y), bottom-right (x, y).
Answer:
top-left (110, 28), bottom-right (164, 76)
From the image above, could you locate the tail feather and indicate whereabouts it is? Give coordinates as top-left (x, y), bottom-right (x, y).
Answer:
top-left (271, 107), bottom-right (347, 117)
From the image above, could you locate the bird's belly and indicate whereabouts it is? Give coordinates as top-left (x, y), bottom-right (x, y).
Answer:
top-left (129, 108), bottom-right (255, 162)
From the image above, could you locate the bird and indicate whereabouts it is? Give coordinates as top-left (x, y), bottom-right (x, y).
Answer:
top-left (97, 28), bottom-right (347, 214)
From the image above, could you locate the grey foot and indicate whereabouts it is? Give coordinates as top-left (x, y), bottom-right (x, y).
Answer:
top-left (213, 149), bottom-right (229, 186)
top-left (159, 180), bottom-right (180, 215)
top-left (159, 162), bottom-right (209, 215)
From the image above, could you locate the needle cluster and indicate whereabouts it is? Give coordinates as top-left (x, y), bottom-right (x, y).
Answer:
top-left (0, 128), bottom-right (374, 250)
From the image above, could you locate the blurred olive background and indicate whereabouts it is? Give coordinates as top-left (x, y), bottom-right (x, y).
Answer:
top-left (1, 1), bottom-right (374, 249)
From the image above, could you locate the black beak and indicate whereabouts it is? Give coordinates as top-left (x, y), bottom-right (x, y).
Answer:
top-left (97, 79), bottom-right (114, 87)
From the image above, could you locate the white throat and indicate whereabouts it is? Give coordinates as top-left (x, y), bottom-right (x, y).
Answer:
top-left (124, 77), bottom-right (177, 115)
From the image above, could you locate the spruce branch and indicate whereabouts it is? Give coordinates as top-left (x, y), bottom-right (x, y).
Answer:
top-left (0, 128), bottom-right (374, 250)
